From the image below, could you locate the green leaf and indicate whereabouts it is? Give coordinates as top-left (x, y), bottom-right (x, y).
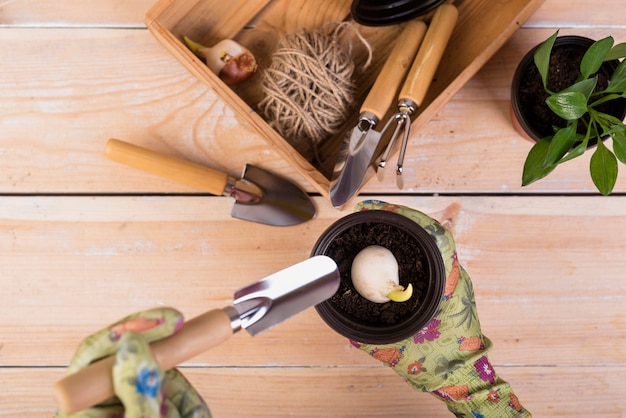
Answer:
top-left (590, 93), bottom-right (624, 107)
top-left (606, 59), bottom-right (626, 93)
top-left (544, 123), bottom-right (578, 166)
top-left (522, 138), bottom-right (557, 186)
top-left (590, 140), bottom-right (618, 195)
top-left (580, 36), bottom-right (614, 79)
top-left (559, 134), bottom-right (589, 163)
top-left (605, 42), bottom-right (626, 61)
top-left (613, 133), bottom-right (626, 165)
top-left (563, 76), bottom-right (598, 99)
top-left (592, 110), bottom-right (626, 131)
top-left (546, 91), bottom-right (588, 120)
top-left (533, 31), bottom-right (559, 91)
top-left (601, 124), bottom-right (626, 138)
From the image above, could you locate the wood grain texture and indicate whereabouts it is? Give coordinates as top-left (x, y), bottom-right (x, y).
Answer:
top-left (2, 27), bottom-right (626, 195)
top-left (1, 0), bottom-right (626, 417)
top-left (0, 0), bottom-right (619, 27)
top-left (0, 0), bottom-right (154, 26)
top-left (1, 195), bottom-right (625, 367)
top-left (4, 367), bottom-right (626, 417)
top-left (0, 27), bottom-right (300, 193)
top-left (167, 366), bottom-right (626, 417)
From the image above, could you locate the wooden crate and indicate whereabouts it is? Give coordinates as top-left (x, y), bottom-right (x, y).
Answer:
top-left (145, 0), bottom-right (544, 199)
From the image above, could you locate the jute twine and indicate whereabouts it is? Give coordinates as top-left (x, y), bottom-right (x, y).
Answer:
top-left (258, 22), bottom-right (372, 163)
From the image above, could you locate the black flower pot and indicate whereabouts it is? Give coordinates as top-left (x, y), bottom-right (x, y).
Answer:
top-left (351, 0), bottom-right (446, 26)
top-left (510, 35), bottom-right (626, 144)
top-left (311, 210), bottom-right (446, 344)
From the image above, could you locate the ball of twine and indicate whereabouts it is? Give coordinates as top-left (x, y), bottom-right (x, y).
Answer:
top-left (258, 22), bottom-right (372, 163)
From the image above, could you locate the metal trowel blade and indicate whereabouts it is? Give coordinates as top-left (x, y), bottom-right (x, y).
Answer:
top-left (329, 127), bottom-right (381, 208)
top-left (232, 164), bottom-right (316, 226)
top-left (232, 255), bottom-right (340, 336)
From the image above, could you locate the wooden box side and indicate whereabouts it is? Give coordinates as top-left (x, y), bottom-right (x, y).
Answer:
top-left (146, 0), bottom-right (272, 45)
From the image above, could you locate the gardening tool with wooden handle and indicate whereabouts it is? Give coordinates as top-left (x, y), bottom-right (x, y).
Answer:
top-left (54, 255), bottom-right (340, 414)
top-left (329, 18), bottom-right (427, 207)
top-left (376, 3), bottom-right (458, 189)
top-left (105, 138), bottom-right (315, 226)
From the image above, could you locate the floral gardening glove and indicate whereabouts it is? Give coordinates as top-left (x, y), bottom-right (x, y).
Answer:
top-left (56, 307), bottom-right (211, 418)
top-left (351, 200), bottom-right (531, 418)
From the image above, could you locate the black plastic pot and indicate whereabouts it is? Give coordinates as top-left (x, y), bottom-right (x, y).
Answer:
top-left (311, 210), bottom-right (446, 344)
top-left (351, 0), bottom-right (445, 26)
top-left (510, 35), bottom-right (626, 144)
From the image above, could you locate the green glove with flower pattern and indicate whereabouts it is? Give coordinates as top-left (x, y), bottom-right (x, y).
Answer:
top-left (55, 307), bottom-right (211, 418)
top-left (351, 200), bottom-right (531, 418)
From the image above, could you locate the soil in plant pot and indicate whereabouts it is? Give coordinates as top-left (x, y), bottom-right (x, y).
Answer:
top-left (518, 44), bottom-right (621, 142)
top-left (322, 221), bottom-right (429, 326)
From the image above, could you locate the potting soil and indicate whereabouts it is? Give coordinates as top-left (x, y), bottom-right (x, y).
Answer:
top-left (323, 221), bottom-right (428, 325)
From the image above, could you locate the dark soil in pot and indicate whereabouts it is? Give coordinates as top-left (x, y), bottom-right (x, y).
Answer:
top-left (512, 36), bottom-right (626, 144)
top-left (311, 210), bottom-right (445, 344)
top-left (323, 220), bottom-right (426, 324)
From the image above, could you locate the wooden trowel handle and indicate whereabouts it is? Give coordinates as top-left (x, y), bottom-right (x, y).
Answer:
top-left (398, 3), bottom-right (458, 106)
top-left (105, 138), bottom-right (229, 195)
top-left (54, 309), bottom-right (235, 415)
top-left (359, 19), bottom-right (427, 120)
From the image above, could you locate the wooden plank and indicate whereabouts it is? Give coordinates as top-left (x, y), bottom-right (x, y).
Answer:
top-left (0, 27), bottom-right (300, 193)
top-left (2, 195), bottom-right (626, 368)
top-left (1, 0), bottom-right (625, 28)
top-left (3, 366), bottom-right (625, 417)
top-left (525, 0), bottom-right (626, 27)
top-left (2, 27), bottom-right (626, 196)
top-left (0, 2), bottom-right (624, 418)
top-left (0, 0), bottom-right (154, 27)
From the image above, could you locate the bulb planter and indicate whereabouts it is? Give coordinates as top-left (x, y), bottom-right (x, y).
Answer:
top-left (510, 33), bottom-right (626, 195)
top-left (311, 209), bottom-right (445, 344)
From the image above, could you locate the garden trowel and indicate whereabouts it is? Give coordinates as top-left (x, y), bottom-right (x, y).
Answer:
top-left (330, 19), bottom-right (427, 207)
top-left (105, 139), bottom-right (315, 226)
top-left (54, 255), bottom-right (340, 414)
top-left (330, 3), bottom-right (458, 206)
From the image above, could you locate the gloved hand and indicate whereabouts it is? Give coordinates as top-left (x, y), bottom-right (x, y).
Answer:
top-left (56, 307), bottom-right (211, 418)
top-left (351, 200), bottom-right (531, 418)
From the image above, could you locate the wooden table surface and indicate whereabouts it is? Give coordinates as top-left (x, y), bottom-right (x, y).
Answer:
top-left (2, 1), bottom-right (626, 416)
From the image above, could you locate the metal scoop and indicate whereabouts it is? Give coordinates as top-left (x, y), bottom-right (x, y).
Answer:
top-left (376, 3), bottom-right (458, 189)
top-left (54, 255), bottom-right (340, 414)
top-left (105, 139), bottom-right (315, 226)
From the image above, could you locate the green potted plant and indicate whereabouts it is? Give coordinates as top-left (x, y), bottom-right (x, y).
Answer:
top-left (511, 31), bottom-right (626, 195)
